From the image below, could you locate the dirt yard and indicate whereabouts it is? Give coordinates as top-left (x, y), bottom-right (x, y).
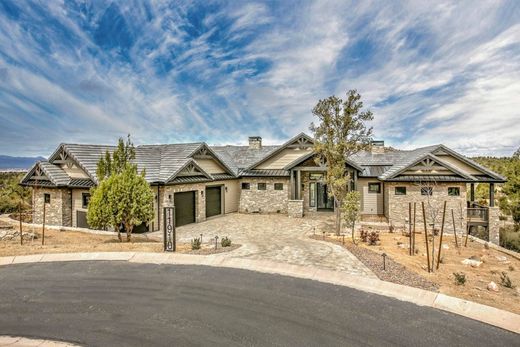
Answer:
top-left (0, 224), bottom-right (238, 257)
top-left (324, 231), bottom-right (520, 314)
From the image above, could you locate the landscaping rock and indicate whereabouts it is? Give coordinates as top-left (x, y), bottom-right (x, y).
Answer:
top-left (487, 281), bottom-right (499, 292)
top-left (462, 258), bottom-right (482, 267)
top-left (442, 244), bottom-right (449, 250)
top-left (0, 230), bottom-right (36, 241)
top-left (495, 255), bottom-right (508, 262)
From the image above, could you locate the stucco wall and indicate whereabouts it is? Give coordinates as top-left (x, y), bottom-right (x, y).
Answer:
top-left (385, 182), bottom-right (467, 233)
top-left (238, 178), bottom-right (290, 213)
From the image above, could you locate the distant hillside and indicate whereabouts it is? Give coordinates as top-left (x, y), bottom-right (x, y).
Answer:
top-left (0, 155), bottom-right (45, 170)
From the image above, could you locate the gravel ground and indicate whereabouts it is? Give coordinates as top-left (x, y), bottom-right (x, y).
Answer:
top-left (312, 235), bottom-right (439, 292)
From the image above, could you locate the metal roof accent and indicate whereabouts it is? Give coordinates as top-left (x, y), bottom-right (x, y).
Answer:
top-left (211, 173), bottom-right (236, 181)
top-left (68, 178), bottom-right (95, 188)
top-left (239, 169), bottom-right (290, 177)
top-left (386, 175), bottom-right (473, 182)
top-left (20, 180), bottom-right (56, 187)
top-left (168, 176), bottom-right (212, 184)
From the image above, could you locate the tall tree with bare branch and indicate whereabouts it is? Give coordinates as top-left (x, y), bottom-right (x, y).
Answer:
top-left (310, 90), bottom-right (373, 235)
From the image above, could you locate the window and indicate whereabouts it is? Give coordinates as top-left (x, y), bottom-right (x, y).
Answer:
top-left (448, 187), bottom-right (460, 196)
top-left (44, 193), bottom-right (50, 204)
top-left (241, 182), bottom-right (250, 190)
top-left (309, 182), bottom-right (316, 207)
top-left (82, 193), bottom-right (91, 208)
top-left (274, 183), bottom-right (283, 190)
top-left (257, 183), bottom-right (267, 190)
top-left (395, 187), bottom-right (407, 195)
top-left (368, 183), bottom-right (381, 193)
top-left (421, 187), bottom-right (433, 196)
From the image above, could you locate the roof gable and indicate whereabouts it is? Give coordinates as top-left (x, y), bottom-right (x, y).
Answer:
top-left (189, 143), bottom-right (235, 176)
top-left (383, 153), bottom-right (474, 180)
top-left (246, 133), bottom-right (314, 170)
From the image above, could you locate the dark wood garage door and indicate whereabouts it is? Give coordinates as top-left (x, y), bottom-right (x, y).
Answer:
top-left (174, 191), bottom-right (196, 227)
top-left (77, 211), bottom-right (90, 229)
top-left (205, 186), bottom-right (222, 218)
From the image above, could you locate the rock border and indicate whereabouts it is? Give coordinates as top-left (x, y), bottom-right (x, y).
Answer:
top-left (0, 251), bottom-right (518, 334)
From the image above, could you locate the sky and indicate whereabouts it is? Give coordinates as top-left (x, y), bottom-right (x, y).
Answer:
top-left (0, 0), bottom-right (519, 157)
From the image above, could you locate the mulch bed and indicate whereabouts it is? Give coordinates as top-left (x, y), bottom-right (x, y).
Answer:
top-left (311, 235), bottom-right (439, 292)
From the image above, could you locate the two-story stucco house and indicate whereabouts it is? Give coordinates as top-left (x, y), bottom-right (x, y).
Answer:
top-left (21, 133), bottom-right (506, 243)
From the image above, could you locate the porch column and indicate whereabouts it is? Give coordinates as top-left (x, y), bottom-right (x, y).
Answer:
top-left (489, 183), bottom-right (495, 207)
top-left (296, 170), bottom-right (301, 200)
top-left (353, 170), bottom-right (358, 191)
top-left (290, 170), bottom-right (295, 200)
top-left (470, 183), bottom-right (475, 202)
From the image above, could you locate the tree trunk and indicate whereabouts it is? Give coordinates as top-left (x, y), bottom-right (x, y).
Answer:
top-left (117, 229), bottom-right (122, 242)
top-left (335, 198), bottom-right (341, 236)
top-left (351, 221), bottom-right (356, 244)
top-left (126, 223), bottom-right (133, 243)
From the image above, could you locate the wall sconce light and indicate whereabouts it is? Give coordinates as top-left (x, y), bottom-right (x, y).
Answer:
top-left (168, 194), bottom-right (172, 202)
top-left (225, 186), bottom-right (228, 192)
top-left (201, 190), bottom-right (204, 197)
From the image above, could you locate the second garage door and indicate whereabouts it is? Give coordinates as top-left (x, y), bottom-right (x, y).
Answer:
top-left (205, 186), bottom-right (222, 218)
top-left (174, 191), bottom-right (196, 227)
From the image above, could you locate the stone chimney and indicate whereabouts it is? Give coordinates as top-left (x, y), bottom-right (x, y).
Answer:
top-left (371, 140), bottom-right (385, 154)
top-left (248, 136), bottom-right (262, 149)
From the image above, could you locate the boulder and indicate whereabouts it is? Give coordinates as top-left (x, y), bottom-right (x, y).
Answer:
top-left (462, 258), bottom-right (482, 267)
top-left (487, 281), bottom-right (499, 292)
top-left (442, 244), bottom-right (449, 250)
top-left (495, 255), bottom-right (508, 262)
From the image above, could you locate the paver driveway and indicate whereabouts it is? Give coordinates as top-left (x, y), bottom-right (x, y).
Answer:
top-left (171, 213), bottom-right (376, 278)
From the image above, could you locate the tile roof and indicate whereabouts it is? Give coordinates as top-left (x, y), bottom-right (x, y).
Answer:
top-left (21, 135), bottom-right (505, 188)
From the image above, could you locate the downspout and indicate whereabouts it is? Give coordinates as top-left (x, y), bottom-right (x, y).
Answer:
top-left (157, 185), bottom-right (161, 231)
top-left (70, 188), bottom-right (73, 227)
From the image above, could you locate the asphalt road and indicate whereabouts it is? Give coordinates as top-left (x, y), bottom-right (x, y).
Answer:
top-left (0, 262), bottom-right (517, 347)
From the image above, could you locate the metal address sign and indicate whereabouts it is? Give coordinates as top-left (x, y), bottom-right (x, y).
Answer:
top-left (163, 207), bottom-right (176, 252)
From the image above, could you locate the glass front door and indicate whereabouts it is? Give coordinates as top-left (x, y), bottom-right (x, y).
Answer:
top-left (316, 182), bottom-right (334, 210)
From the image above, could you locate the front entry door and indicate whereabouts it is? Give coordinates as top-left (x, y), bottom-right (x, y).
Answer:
top-left (317, 182), bottom-right (334, 210)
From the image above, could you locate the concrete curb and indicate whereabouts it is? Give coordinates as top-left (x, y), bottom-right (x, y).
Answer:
top-left (0, 335), bottom-right (80, 346)
top-left (0, 252), bottom-right (519, 334)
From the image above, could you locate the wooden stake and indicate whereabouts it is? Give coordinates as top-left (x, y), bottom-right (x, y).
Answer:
top-left (465, 223), bottom-right (470, 247)
top-left (408, 202), bottom-right (412, 256)
top-left (412, 202), bottom-right (416, 255)
top-left (19, 202), bottom-right (23, 246)
top-left (436, 201), bottom-right (447, 270)
top-left (42, 202), bottom-right (46, 246)
top-left (422, 202), bottom-right (431, 272)
top-left (452, 209), bottom-right (459, 248)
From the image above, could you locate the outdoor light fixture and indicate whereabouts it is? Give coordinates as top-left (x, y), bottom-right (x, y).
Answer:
top-left (201, 190), bottom-right (204, 197)
top-left (225, 186), bottom-right (228, 192)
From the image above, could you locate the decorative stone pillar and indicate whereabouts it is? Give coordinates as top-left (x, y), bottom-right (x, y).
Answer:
top-left (488, 207), bottom-right (500, 245)
top-left (288, 200), bottom-right (304, 218)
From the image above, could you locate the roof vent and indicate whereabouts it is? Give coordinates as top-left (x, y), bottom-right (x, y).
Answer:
top-left (371, 140), bottom-right (385, 154)
top-left (248, 136), bottom-right (262, 149)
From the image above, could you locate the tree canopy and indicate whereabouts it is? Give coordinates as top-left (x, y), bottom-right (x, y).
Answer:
top-left (88, 135), bottom-right (154, 242)
top-left (310, 90), bottom-right (373, 234)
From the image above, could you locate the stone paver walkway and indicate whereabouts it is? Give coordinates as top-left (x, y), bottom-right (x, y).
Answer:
top-left (152, 213), bottom-right (376, 278)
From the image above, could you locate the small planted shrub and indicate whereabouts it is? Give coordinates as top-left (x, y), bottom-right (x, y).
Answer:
top-left (191, 238), bottom-right (201, 250)
top-left (453, 272), bottom-right (466, 286)
top-left (221, 236), bottom-right (232, 247)
top-left (500, 272), bottom-right (514, 288)
top-left (360, 230), bottom-right (369, 243)
top-left (509, 265), bottom-right (515, 272)
top-left (367, 231), bottom-right (380, 246)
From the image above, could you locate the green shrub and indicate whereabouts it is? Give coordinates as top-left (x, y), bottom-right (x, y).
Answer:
top-left (191, 238), bottom-right (201, 250)
top-left (500, 227), bottom-right (520, 252)
top-left (367, 231), bottom-right (380, 246)
top-left (500, 272), bottom-right (514, 288)
top-left (221, 236), bottom-right (232, 247)
top-left (453, 272), bottom-right (466, 286)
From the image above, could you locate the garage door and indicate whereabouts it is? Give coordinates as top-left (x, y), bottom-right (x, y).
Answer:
top-left (205, 186), bottom-right (222, 218)
top-left (77, 211), bottom-right (90, 228)
top-left (174, 191), bottom-right (196, 227)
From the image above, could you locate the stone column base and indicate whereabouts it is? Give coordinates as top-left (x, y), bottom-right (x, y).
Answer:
top-left (488, 207), bottom-right (500, 245)
top-left (288, 200), bottom-right (304, 218)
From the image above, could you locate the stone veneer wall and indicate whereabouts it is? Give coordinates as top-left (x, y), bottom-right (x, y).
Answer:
top-left (487, 207), bottom-right (500, 245)
top-left (239, 178), bottom-right (289, 213)
top-left (162, 183), bottom-right (206, 223)
top-left (61, 189), bottom-right (72, 227)
top-left (32, 188), bottom-right (67, 226)
top-left (385, 182), bottom-right (467, 233)
top-left (288, 200), bottom-right (304, 218)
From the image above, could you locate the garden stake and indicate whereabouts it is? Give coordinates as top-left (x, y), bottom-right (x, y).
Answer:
top-left (421, 202), bottom-right (431, 272)
top-left (408, 202), bottom-right (412, 256)
top-left (464, 223), bottom-right (470, 247)
top-left (342, 234), bottom-right (345, 245)
top-left (382, 253), bottom-right (387, 271)
top-left (19, 202), bottom-right (23, 246)
top-left (436, 201), bottom-right (447, 270)
top-left (412, 202), bottom-right (416, 255)
top-left (322, 231), bottom-right (325, 240)
top-left (200, 233), bottom-right (203, 244)
top-left (451, 209), bottom-right (459, 248)
top-left (42, 201), bottom-right (46, 246)
top-left (214, 236), bottom-right (219, 250)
